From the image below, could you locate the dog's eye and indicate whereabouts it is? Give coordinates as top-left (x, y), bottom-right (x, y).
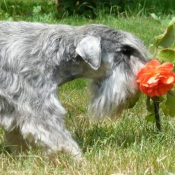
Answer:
top-left (122, 45), bottom-right (134, 56)
top-left (115, 46), bottom-right (134, 55)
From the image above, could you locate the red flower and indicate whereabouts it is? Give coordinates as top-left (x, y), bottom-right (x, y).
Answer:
top-left (137, 60), bottom-right (175, 97)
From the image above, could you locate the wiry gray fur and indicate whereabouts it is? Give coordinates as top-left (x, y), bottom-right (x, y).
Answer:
top-left (0, 21), bottom-right (148, 159)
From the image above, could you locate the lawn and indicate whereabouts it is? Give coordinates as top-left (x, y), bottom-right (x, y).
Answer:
top-left (0, 1), bottom-right (175, 175)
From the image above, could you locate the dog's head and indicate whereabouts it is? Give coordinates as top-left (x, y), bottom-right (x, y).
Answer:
top-left (74, 25), bottom-right (149, 119)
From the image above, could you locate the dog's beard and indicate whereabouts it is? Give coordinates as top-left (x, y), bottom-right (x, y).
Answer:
top-left (88, 58), bottom-right (145, 120)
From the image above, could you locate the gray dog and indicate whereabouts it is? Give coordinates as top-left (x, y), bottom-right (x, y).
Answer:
top-left (0, 21), bottom-right (148, 159)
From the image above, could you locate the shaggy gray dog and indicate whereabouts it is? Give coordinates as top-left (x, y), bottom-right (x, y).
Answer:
top-left (0, 21), bottom-right (148, 159)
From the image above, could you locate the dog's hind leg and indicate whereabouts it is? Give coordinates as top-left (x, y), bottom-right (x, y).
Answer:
top-left (4, 128), bottom-right (30, 154)
top-left (0, 97), bottom-right (29, 154)
top-left (4, 122), bottom-right (82, 160)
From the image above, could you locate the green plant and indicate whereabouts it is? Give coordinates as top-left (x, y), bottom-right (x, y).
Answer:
top-left (55, 0), bottom-right (175, 18)
top-left (0, 0), bottom-right (56, 21)
top-left (137, 15), bottom-right (175, 131)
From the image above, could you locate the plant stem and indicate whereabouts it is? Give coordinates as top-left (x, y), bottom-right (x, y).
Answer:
top-left (152, 97), bottom-right (161, 131)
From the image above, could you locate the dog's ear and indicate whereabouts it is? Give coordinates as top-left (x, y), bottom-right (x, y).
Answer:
top-left (76, 36), bottom-right (101, 70)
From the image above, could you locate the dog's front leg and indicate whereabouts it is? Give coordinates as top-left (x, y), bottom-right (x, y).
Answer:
top-left (16, 97), bottom-right (82, 159)
top-left (5, 117), bottom-right (82, 159)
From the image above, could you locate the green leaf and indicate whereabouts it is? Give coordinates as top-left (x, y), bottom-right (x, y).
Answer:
top-left (146, 96), bottom-right (154, 113)
top-left (166, 92), bottom-right (175, 117)
top-left (157, 48), bottom-right (175, 63)
top-left (160, 102), bottom-right (169, 116)
top-left (33, 6), bottom-right (41, 14)
top-left (169, 17), bottom-right (175, 25)
top-left (159, 95), bottom-right (169, 116)
top-left (150, 13), bottom-right (161, 24)
top-left (169, 88), bottom-right (175, 97)
top-left (145, 114), bottom-right (156, 122)
top-left (126, 93), bottom-right (140, 108)
top-left (155, 23), bottom-right (175, 48)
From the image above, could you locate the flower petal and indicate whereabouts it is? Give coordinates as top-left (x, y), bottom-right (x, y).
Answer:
top-left (158, 62), bottom-right (174, 72)
top-left (156, 83), bottom-right (174, 96)
top-left (137, 60), bottom-right (175, 97)
top-left (147, 76), bottom-right (159, 84)
top-left (160, 76), bottom-right (175, 84)
top-left (145, 60), bottom-right (161, 68)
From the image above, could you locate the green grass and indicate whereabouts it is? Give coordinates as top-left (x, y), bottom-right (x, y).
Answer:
top-left (1, 1), bottom-right (175, 174)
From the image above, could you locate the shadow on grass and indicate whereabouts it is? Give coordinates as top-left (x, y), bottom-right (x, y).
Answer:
top-left (0, 113), bottom-right (174, 158)
top-left (71, 115), bottom-right (175, 154)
